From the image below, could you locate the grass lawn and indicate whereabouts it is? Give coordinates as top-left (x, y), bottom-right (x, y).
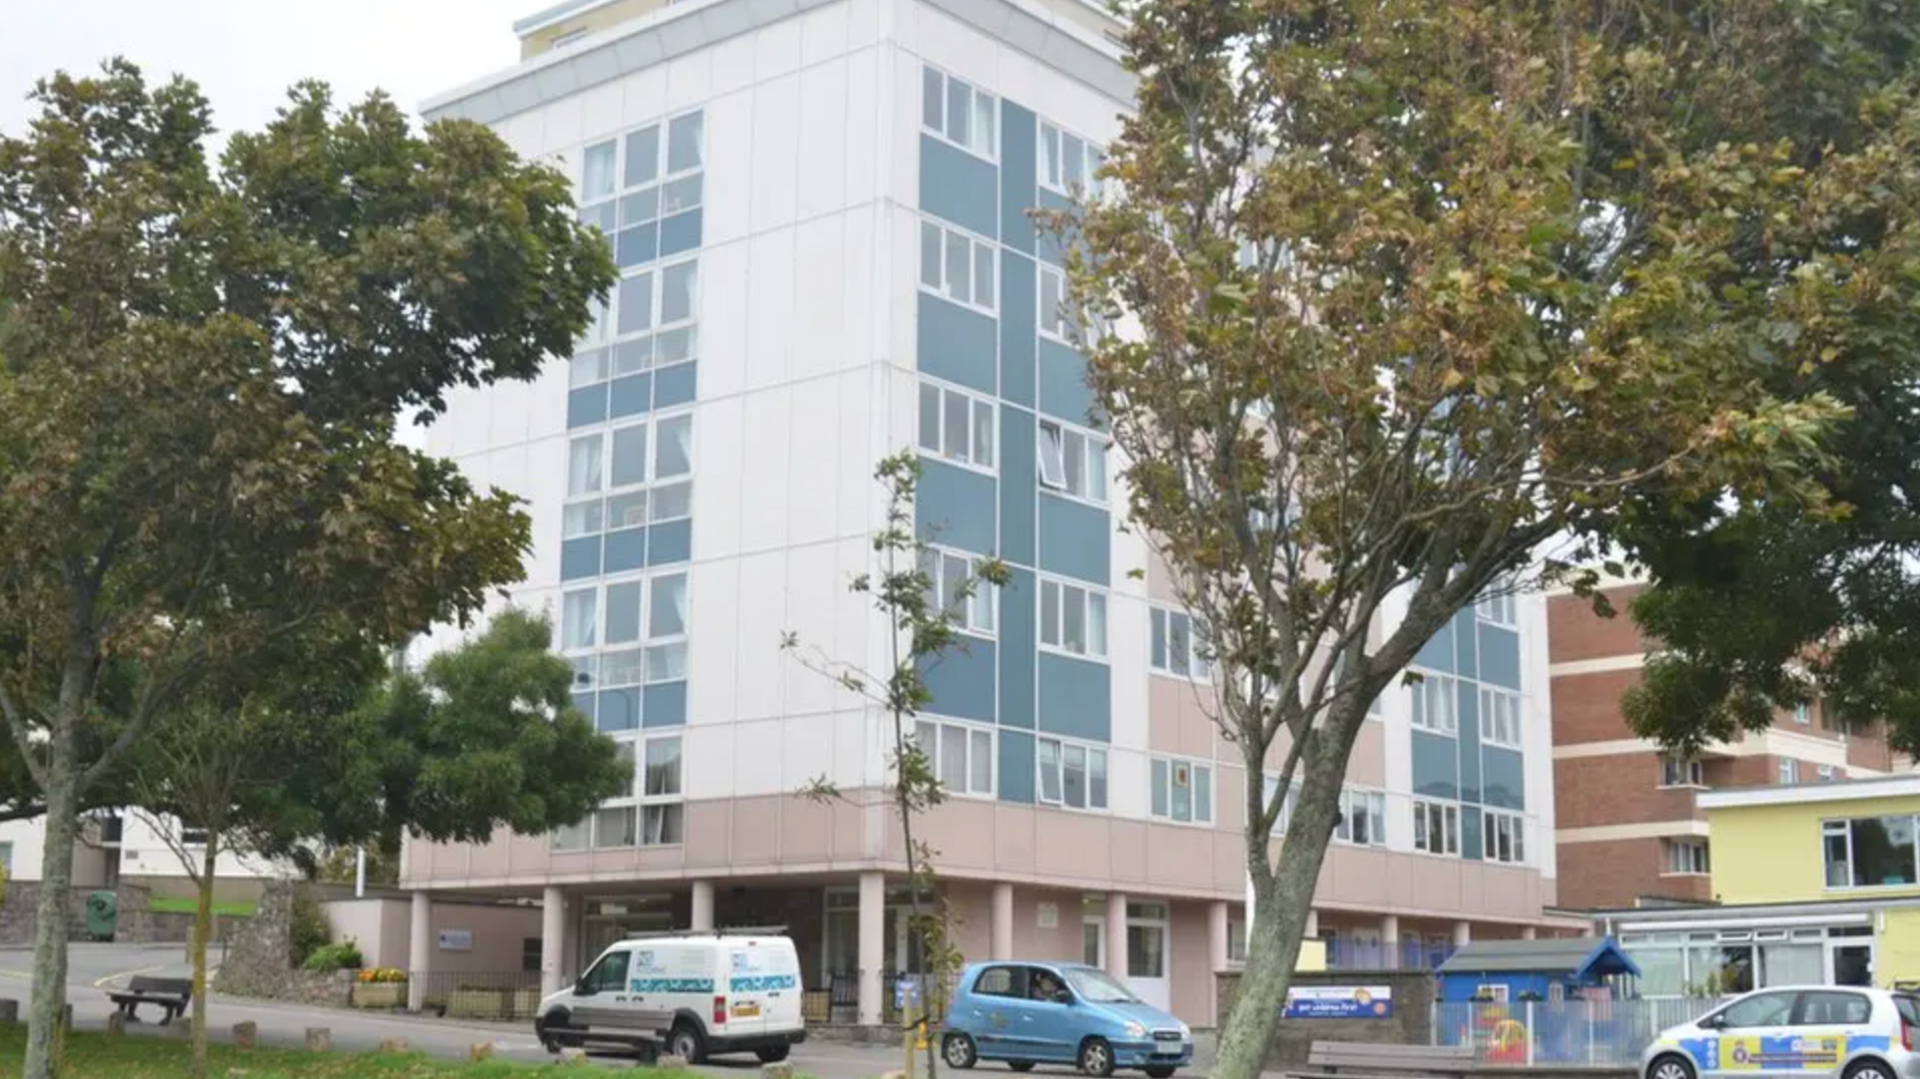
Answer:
top-left (145, 896), bottom-right (258, 917)
top-left (0, 1027), bottom-right (703, 1077)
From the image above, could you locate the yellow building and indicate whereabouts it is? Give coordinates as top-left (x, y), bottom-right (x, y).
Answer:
top-left (1596, 775), bottom-right (1920, 995)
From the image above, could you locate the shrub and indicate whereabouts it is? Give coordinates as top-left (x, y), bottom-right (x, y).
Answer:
top-left (302, 940), bottom-right (364, 972)
top-left (289, 888), bottom-right (330, 967)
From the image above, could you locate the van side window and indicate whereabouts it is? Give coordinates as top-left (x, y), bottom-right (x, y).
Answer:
top-left (974, 966), bottom-right (1026, 998)
top-left (589, 949), bottom-right (631, 992)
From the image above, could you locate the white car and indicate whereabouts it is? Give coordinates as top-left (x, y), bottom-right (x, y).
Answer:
top-left (534, 931), bottom-right (807, 1063)
top-left (1643, 987), bottom-right (1920, 1079)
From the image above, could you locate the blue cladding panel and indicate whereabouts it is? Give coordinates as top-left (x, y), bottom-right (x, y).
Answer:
top-left (1457, 680), bottom-right (1482, 804)
top-left (610, 373), bottom-right (652, 419)
top-left (1410, 730), bottom-right (1459, 800)
top-left (604, 527), bottom-right (647, 574)
top-left (1461, 807), bottom-right (1484, 862)
top-left (654, 362), bottom-right (697, 409)
top-left (598, 688), bottom-right (640, 732)
top-left (1000, 253), bottom-right (1037, 408)
top-left (1037, 653), bottom-right (1110, 742)
top-left (572, 692), bottom-right (597, 724)
top-left (999, 408), bottom-right (1037, 566)
top-left (1036, 189), bottom-right (1075, 267)
top-left (1415, 620), bottom-right (1456, 673)
top-left (1479, 624), bottom-right (1521, 690)
top-left (1482, 747), bottom-right (1525, 810)
top-left (562, 537), bottom-right (603, 580)
top-left (616, 223), bottom-right (659, 268)
top-left (569, 385), bottom-right (609, 428)
top-left (648, 518), bottom-right (692, 565)
top-left (998, 568), bottom-right (1036, 729)
top-left (922, 635), bottom-right (997, 722)
top-left (1038, 494), bottom-right (1109, 585)
top-left (1453, 608), bottom-right (1479, 678)
top-left (998, 730), bottom-right (1035, 804)
top-left (920, 134), bottom-right (999, 239)
top-left (659, 209), bottom-right (702, 258)
top-left (643, 682), bottom-right (687, 727)
top-left (1000, 102), bottom-right (1037, 253)
top-left (918, 294), bottom-right (998, 395)
top-left (917, 459), bottom-right (997, 555)
top-left (1037, 339), bottom-right (1094, 425)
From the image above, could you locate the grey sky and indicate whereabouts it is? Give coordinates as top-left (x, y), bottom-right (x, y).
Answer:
top-left (1, 0), bottom-right (536, 139)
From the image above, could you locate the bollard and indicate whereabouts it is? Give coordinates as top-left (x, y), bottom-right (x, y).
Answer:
top-left (473, 1042), bottom-right (498, 1062)
top-left (658, 1054), bottom-right (689, 1070)
top-left (560, 1047), bottom-right (589, 1065)
top-left (305, 1028), bottom-right (332, 1053)
top-left (762, 1063), bottom-right (798, 1079)
top-left (107, 1012), bottom-right (126, 1037)
top-left (232, 1021), bottom-right (258, 1049)
top-left (378, 1037), bottom-right (409, 1054)
top-left (0, 1000), bottom-right (16, 1025)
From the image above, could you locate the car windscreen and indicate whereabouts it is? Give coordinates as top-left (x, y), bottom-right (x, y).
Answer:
top-left (1066, 967), bottom-right (1140, 1004)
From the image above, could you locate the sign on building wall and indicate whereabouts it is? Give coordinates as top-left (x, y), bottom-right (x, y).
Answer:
top-left (1037, 903), bottom-right (1059, 929)
top-left (438, 929), bottom-right (473, 952)
top-left (1283, 985), bottom-right (1394, 1019)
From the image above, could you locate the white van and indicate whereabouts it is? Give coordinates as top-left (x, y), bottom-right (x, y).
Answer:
top-left (534, 930), bottom-right (806, 1063)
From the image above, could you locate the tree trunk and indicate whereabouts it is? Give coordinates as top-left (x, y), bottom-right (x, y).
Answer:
top-left (190, 837), bottom-right (218, 1077)
top-left (23, 726), bottom-right (79, 1079)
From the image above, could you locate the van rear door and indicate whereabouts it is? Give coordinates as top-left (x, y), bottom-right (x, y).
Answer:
top-left (725, 940), bottom-right (801, 1036)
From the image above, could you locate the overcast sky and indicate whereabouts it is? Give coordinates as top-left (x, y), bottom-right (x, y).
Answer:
top-left (1, 0), bottom-right (538, 140)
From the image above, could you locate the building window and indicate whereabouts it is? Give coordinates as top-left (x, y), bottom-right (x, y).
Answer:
top-left (922, 65), bottom-right (997, 159)
top-left (914, 718), bottom-right (995, 797)
top-left (1414, 799), bottom-right (1460, 856)
top-left (573, 110), bottom-right (704, 275)
top-left (523, 937), bottom-right (544, 972)
top-left (1037, 737), bottom-right (1108, 810)
top-left (1260, 775), bottom-right (1300, 834)
top-left (639, 734), bottom-right (685, 845)
top-left (1482, 809), bottom-right (1525, 865)
top-left (0, 842), bottom-right (10, 874)
top-left (922, 547), bottom-right (997, 635)
top-left (1479, 687), bottom-right (1520, 749)
top-left (565, 735), bottom-right (678, 849)
top-left (1039, 578), bottom-right (1108, 659)
top-left (1779, 758), bottom-right (1798, 785)
top-left (1659, 756), bottom-right (1705, 788)
top-left (1149, 606), bottom-right (1209, 680)
top-left (1824, 815), bottom-right (1919, 888)
top-left (919, 220), bottom-right (997, 313)
top-left (557, 571), bottom-right (689, 702)
top-left (179, 827), bottom-right (210, 847)
top-left (1793, 702), bottom-right (1811, 724)
top-left (1663, 838), bottom-right (1710, 876)
top-left (918, 381), bottom-right (996, 471)
top-left (1036, 420), bottom-right (1108, 503)
top-left (1039, 264), bottom-right (1069, 341)
top-left (1410, 673), bottom-right (1458, 735)
top-left (1475, 590), bottom-right (1516, 627)
top-left (1038, 121), bottom-right (1102, 194)
top-left (1226, 919), bottom-right (1247, 963)
top-left (1150, 757), bottom-right (1213, 824)
top-left (1335, 789), bottom-right (1386, 847)
top-left (562, 412), bottom-right (696, 540)
top-left (1474, 984), bottom-right (1512, 1002)
top-left (1819, 765), bottom-right (1837, 783)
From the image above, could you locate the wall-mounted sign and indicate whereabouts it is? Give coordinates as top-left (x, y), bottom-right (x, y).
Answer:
top-left (438, 929), bottom-right (474, 952)
top-left (1283, 985), bottom-right (1393, 1019)
top-left (1037, 903), bottom-right (1059, 929)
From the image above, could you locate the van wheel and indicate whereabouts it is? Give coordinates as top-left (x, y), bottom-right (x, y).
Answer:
top-left (1079, 1037), bottom-right (1116, 1078)
top-left (757, 1047), bottom-right (791, 1063)
top-left (669, 1021), bottom-right (707, 1064)
top-left (944, 1033), bottom-right (979, 1070)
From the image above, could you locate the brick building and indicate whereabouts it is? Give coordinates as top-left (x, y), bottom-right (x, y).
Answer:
top-left (1548, 582), bottom-right (1905, 911)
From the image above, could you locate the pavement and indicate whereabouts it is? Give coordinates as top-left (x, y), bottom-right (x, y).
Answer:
top-left (0, 943), bottom-right (1221, 1077)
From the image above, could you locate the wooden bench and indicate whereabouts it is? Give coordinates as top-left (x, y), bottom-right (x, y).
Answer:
top-left (105, 975), bottom-right (192, 1025)
top-left (1289, 1041), bottom-right (1476, 1079)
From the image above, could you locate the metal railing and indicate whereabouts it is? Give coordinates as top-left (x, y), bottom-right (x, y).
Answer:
top-left (408, 971), bottom-right (545, 1021)
top-left (817, 970), bottom-right (962, 1026)
top-left (1433, 998), bottom-right (1728, 1066)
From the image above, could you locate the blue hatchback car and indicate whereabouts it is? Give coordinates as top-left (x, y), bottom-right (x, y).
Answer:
top-left (941, 961), bottom-right (1193, 1078)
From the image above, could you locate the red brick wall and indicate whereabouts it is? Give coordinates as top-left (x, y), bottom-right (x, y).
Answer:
top-left (1557, 837), bottom-right (1713, 910)
top-left (1551, 669), bottom-right (1644, 745)
top-left (1555, 753), bottom-right (1702, 829)
top-left (1546, 586), bottom-right (1648, 663)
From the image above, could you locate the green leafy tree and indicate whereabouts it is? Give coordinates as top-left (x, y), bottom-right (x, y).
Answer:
top-left (0, 60), bottom-right (613, 1079)
top-left (1059, 2), bottom-right (1920, 1077)
top-left (129, 610), bottom-right (625, 1077)
top-left (783, 453), bottom-right (1007, 1079)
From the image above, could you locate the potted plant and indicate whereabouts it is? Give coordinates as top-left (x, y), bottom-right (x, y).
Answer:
top-left (351, 968), bottom-right (408, 1009)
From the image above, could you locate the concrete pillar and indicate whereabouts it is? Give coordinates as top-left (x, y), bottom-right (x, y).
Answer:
top-left (1304, 909), bottom-right (1320, 939)
top-left (690, 880), bottom-right (715, 933)
top-left (1522, 925), bottom-right (1538, 941)
top-left (541, 886), bottom-right (567, 997)
top-left (858, 872), bottom-right (885, 1026)
top-left (1453, 920), bottom-right (1472, 947)
top-left (1105, 893), bottom-right (1129, 981)
top-left (1382, 913), bottom-right (1400, 968)
top-left (1208, 901), bottom-right (1229, 972)
top-left (990, 883), bottom-right (1014, 959)
top-left (407, 891), bottom-right (431, 1011)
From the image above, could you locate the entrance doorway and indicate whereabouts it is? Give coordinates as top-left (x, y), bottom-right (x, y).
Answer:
top-left (1125, 902), bottom-right (1170, 1011)
top-left (1829, 941), bottom-right (1873, 986)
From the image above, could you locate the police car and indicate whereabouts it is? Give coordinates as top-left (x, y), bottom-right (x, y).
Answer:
top-left (1643, 987), bottom-right (1920, 1079)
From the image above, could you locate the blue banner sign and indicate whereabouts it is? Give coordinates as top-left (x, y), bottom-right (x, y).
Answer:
top-left (1283, 986), bottom-right (1394, 1019)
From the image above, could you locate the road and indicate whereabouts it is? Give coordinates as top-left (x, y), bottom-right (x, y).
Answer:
top-left (0, 944), bottom-right (1221, 1077)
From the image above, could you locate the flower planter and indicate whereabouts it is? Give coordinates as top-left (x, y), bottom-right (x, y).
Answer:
top-left (447, 988), bottom-right (509, 1019)
top-left (352, 982), bottom-right (407, 1009)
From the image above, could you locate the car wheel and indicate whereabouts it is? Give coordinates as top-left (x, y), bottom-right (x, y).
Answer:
top-left (1009, 1063), bottom-right (1035, 1073)
top-left (1079, 1037), bottom-right (1116, 1078)
top-left (1847, 1060), bottom-right (1895, 1079)
top-left (1145, 1068), bottom-right (1177, 1079)
top-left (669, 1021), bottom-right (707, 1064)
top-left (944, 1032), bottom-right (980, 1070)
top-left (1649, 1054), bottom-right (1697, 1079)
top-left (757, 1047), bottom-right (792, 1064)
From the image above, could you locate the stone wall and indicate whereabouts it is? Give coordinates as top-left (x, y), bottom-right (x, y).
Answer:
top-left (1216, 969), bottom-right (1438, 1071)
top-left (0, 884), bottom-right (96, 946)
top-left (211, 882), bottom-right (295, 998)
